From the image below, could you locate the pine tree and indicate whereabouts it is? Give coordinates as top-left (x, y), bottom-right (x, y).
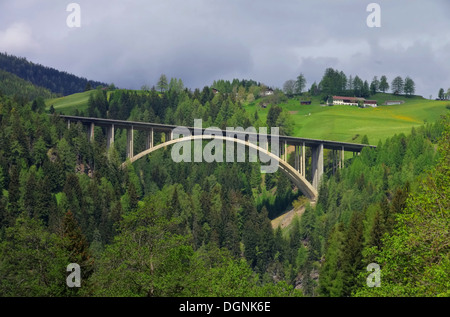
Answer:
top-left (295, 74), bottom-right (307, 95)
top-left (157, 74), bottom-right (168, 93)
top-left (369, 210), bottom-right (385, 251)
top-left (341, 212), bottom-right (364, 296)
top-left (370, 76), bottom-right (380, 95)
top-left (7, 165), bottom-right (21, 225)
top-left (391, 76), bottom-right (404, 95)
top-left (319, 222), bottom-right (346, 297)
top-left (438, 88), bottom-right (445, 100)
top-left (404, 77), bottom-right (415, 96)
top-left (379, 75), bottom-right (389, 93)
top-left (61, 210), bottom-right (94, 282)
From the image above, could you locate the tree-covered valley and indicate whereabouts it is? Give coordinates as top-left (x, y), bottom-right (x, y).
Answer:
top-left (0, 64), bottom-right (449, 297)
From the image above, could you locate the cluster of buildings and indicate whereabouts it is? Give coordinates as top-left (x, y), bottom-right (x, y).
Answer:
top-left (328, 96), bottom-right (378, 107)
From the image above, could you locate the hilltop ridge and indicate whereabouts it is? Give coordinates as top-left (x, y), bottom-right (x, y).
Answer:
top-left (0, 52), bottom-right (107, 96)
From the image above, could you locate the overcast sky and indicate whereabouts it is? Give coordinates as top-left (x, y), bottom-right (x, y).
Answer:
top-left (1, 0), bottom-right (449, 98)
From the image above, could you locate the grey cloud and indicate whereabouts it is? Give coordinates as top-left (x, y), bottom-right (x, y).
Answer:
top-left (0, 0), bottom-right (449, 97)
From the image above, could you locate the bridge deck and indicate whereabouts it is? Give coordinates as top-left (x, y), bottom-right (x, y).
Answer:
top-left (58, 115), bottom-right (376, 152)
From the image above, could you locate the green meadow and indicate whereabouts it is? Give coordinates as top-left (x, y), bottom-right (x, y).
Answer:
top-left (247, 93), bottom-right (449, 145)
top-left (45, 89), bottom-right (147, 115)
top-left (45, 91), bottom-right (92, 115)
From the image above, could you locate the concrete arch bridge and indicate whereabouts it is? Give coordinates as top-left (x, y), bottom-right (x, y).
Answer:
top-left (59, 115), bottom-right (375, 202)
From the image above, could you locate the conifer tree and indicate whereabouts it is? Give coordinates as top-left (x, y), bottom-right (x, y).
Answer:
top-left (61, 210), bottom-right (94, 282)
top-left (7, 165), bottom-right (21, 225)
top-left (341, 212), bottom-right (364, 296)
top-left (369, 210), bottom-right (385, 251)
top-left (379, 75), bottom-right (389, 93)
top-left (319, 222), bottom-right (346, 297)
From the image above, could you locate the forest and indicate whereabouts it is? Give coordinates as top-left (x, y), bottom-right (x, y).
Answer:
top-left (0, 75), bottom-right (448, 297)
top-left (0, 52), bottom-right (107, 96)
top-left (0, 69), bottom-right (54, 101)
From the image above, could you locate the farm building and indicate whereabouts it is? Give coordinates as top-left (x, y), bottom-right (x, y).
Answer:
top-left (384, 100), bottom-right (405, 105)
top-left (330, 96), bottom-right (378, 107)
top-left (261, 88), bottom-right (274, 96)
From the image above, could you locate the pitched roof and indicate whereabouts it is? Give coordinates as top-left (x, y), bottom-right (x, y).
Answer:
top-left (332, 96), bottom-right (364, 101)
top-left (332, 96), bottom-right (377, 103)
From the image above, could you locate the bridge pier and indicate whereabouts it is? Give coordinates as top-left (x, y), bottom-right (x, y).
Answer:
top-left (88, 122), bottom-right (95, 142)
top-left (301, 143), bottom-right (306, 177)
top-left (331, 146), bottom-right (346, 175)
top-left (294, 143), bottom-right (306, 177)
top-left (127, 127), bottom-right (134, 159)
top-left (284, 140), bottom-right (287, 162)
top-left (106, 124), bottom-right (115, 150)
top-left (165, 130), bottom-right (173, 142)
top-left (311, 143), bottom-right (323, 189)
top-left (146, 128), bottom-right (154, 150)
top-left (279, 140), bottom-right (288, 162)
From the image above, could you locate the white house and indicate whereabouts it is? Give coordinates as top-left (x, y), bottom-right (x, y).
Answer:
top-left (262, 88), bottom-right (274, 96)
top-left (330, 96), bottom-right (378, 107)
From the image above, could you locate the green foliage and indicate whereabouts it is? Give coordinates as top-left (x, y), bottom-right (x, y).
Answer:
top-left (0, 216), bottom-right (71, 296)
top-left (391, 76), bottom-right (404, 95)
top-left (319, 223), bottom-right (346, 297)
top-left (87, 89), bottom-right (109, 118)
top-left (317, 115), bottom-right (448, 297)
top-left (354, 116), bottom-right (450, 297)
top-left (404, 77), bottom-right (415, 96)
top-left (266, 104), bottom-right (282, 130)
top-left (0, 69), bottom-right (53, 101)
top-left (379, 75), bottom-right (389, 93)
top-left (157, 74), bottom-right (168, 93)
top-left (86, 201), bottom-right (298, 297)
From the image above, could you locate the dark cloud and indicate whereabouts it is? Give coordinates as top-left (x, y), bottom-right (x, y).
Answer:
top-left (0, 0), bottom-right (449, 97)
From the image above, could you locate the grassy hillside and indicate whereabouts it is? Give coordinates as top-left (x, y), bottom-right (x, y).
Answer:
top-left (248, 93), bottom-right (449, 145)
top-left (45, 90), bottom-right (92, 115)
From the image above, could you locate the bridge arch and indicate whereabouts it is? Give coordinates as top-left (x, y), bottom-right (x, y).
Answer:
top-left (121, 134), bottom-right (319, 201)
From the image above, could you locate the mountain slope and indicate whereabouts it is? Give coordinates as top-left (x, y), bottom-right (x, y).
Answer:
top-left (0, 52), bottom-right (107, 96)
top-left (0, 69), bottom-right (54, 100)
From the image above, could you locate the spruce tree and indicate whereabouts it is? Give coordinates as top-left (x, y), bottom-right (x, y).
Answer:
top-left (319, 222), bottom-right (346, 297)
top-left (7, 165), bottom-right (21, 225)
top-left (341, 212), bottom-right (364, 296)
top-left (61, 210), bottom-right (94, 283)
